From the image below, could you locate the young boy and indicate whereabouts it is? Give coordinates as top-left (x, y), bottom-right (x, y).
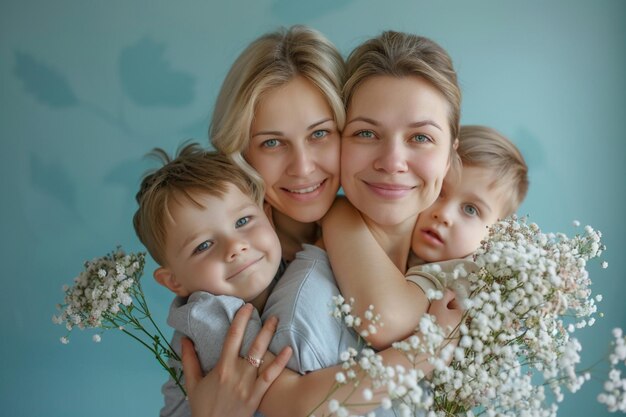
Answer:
top-left (406, 124), bottom-right (529, 298)
top-left (133, 144), bottom-right (285, 417)
top-left (321, 125), bottom-right (529, 349)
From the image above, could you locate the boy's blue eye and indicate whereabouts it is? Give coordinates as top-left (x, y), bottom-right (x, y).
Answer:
top-left (235, 216), bottom-right (251, 228)
top-left (312, 130), bottom-right (328, 139)
top-left (193, 240), bottom-right (212, 254)
top-left (356, 130), bottom-right (375, 139)
top-left (262, 139), bottom-right (280, 148)
top-left (412, 134), bottom-right (431, 143)
top-left (463, 204), bottom-right (478, 216)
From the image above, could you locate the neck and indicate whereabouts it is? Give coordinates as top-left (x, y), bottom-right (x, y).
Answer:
top-left (272, 210), bottom-right (319, 262)
top-left (362, 214), bottom-right (417, 274)
top-left (250, 287), bottom-right (271, 312)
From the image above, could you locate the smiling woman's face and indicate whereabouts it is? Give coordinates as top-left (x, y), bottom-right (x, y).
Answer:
top-left (341, 75), bottom-right (453, 227)
top-left (245, 76), bottom-right (341, 224)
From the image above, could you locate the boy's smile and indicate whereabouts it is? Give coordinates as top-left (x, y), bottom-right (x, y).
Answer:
top-left (156, 184), bottom-right (281, 302)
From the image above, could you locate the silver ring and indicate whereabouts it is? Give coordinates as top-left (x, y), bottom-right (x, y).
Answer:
top-left (245, 354), bottom-right (263, 368)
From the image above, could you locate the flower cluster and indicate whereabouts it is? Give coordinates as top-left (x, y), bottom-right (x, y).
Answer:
top-left (428, 216), bottom-right (604, 416)
top-left (53, 247), bottom-right (185, 395)
top-left (598, 328), bottom-right (626, 412)
top-left (319, 216), bottom-right (607, 417)
top-left (332, 295), bottom-right (383, 339)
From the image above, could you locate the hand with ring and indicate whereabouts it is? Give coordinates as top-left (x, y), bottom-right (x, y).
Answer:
top-left (181, 303), bottom-right (292, 417)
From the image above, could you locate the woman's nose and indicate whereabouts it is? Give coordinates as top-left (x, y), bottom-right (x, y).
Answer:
top-left (373, 138), bottom-right (408, 174)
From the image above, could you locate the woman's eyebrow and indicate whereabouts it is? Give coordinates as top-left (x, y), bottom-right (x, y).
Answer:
top-left (409, 120), bottom-right (443, 131)
top-left (307, 118), bottom-right (334, 130)
top-left (345, 116), bottom-right (379, 127)
top-left (251, 130), bottom-right (283, 138)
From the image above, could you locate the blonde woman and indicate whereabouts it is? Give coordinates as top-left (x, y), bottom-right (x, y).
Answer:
top-left (182, 30), bottom-right (465, 417)
top-left (211, 25), bottom-right (345, 262)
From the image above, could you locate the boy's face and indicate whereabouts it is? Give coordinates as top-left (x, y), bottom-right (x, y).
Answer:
top-left (158, 184), bottom-right (281, 300)
top-left (412, 166), bottom-right (506, 263)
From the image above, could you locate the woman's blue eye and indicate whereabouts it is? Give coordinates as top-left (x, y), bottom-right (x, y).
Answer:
top-left (356, 130), bottom-right (375, 139)
top-left (235, 216), bottom-right (251, 228)
top-left (262, 139), bottom-right (280, 148)
top-left (412, 134), bottom-right (431, 143)
top-left (463, 204), bottom-right (478, 216)
top-left (312, 130), bottom-right (328, 139)
top-left (194, 240), bottom-right (212, 254)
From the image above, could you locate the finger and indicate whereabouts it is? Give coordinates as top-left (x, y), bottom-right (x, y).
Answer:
top-left (253, 346), bottom-right (293, 401)
top-left (245, 315), bottom-right (279, 361)
top-left (181, 337), bottom-right (202, 394)
top-left (221, 303), bottom-right (254, 362)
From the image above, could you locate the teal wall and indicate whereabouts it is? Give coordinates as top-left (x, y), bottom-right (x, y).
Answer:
top-left (2, 1), bottom-right (625, 416)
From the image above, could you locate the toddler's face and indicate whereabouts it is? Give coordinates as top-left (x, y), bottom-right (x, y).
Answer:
top-left (160, 184), bottom-right (281, 300)
top-left (412, 166), bottom-right (506, 262)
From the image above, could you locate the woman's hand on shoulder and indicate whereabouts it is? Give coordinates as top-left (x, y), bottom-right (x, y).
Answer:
top-left (181, 304), bottom-right (292, 417)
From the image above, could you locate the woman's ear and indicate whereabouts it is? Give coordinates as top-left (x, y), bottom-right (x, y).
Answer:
top-left (453, 137), bottom-right (459, 150)
top-left (154, 267), bottom-right (189, 297)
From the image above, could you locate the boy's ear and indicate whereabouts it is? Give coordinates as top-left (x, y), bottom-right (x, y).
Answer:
top-left (153, 267), bottom-right (190, 297)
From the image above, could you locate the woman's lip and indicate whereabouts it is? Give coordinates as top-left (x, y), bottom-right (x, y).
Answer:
top-left (279, 179), bottom-right (327, 202)
top-left (420, 228), bottom-right (444, 245)
top-left (363, 181), bottom-right (415, 198)
top-left (227, 257), bottom-right (262, 280)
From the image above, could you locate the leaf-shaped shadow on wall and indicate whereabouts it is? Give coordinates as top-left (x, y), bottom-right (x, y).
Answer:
top-left (271, 0), bottom-right (353, 20)
top-left (119, 38), bottom-right (195, 108)
top-left (103, 156), bottom-right (154, 198)
top-left (14, 51), bottom-right (79, 108)
top-left (30, 153), bottom-right (77, 213)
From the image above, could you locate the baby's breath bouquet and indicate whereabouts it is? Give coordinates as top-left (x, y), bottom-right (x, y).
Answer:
top-left (53, 247), bottom-right (185, 395)
top-left (427, 216), bottom-right (604, 417)
top-left (321, 216), bottom-right (608, 417)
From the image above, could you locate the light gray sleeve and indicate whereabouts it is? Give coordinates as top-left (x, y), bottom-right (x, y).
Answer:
top-left (160, 292), bottom-right (263, 417)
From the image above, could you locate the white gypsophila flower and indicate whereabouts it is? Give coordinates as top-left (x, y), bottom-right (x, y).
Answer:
top-left (335, 372), bottom-right (346, 384)
top-left (328, 399), bottom-right (339, 413)
top-left (60, 336), bottom-right (69, 344)
top-left (92, 334), bottom-right (101, 343)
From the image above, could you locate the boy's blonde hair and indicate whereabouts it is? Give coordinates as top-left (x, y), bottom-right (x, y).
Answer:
top-left (133, 143), bottom-right (264, 266)
top-left (458, 125), bottom-right (529, 217)
top-left (210, 25), bottom-right (345, 183)
top-left (344, 31), bottom-right (462, 176)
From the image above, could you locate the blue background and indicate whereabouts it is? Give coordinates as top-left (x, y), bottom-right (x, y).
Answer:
top-left (1, 1), bottom-right (625, 416)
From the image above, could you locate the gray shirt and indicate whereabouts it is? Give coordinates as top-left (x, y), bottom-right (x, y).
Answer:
top-left (159, 292), bottom-right (262, 417)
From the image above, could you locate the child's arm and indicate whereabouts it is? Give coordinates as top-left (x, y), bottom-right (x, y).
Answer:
top-left (321, 198), bottom-right (430, 350)
top-left (183, 293), bottom-right (463, 417)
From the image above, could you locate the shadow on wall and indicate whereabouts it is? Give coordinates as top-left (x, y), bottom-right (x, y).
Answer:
top-left (512, 127), bottom-right (545, 171)
top-left (270, 0), bottom-right (354, 20)
top-left (15, 38), bottom-right (209, 207)
top-left (13, 37), bottom-right (199, 136)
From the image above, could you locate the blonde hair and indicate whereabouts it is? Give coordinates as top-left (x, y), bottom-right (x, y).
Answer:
top-left (458, 125), bottom-right (529, 217)
top-left (210, 25), bottom-right (345, 182)
top-left (344, 31), bottom-right (462, 175)
top-left (133, 143), bottom-right (264, 265)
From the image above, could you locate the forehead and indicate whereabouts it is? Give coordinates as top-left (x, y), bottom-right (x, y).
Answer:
top-left (348, 76), bottom-right (450, 125)
top-left (252, 76), bottom-right (333, 130)
top-left (167, 184), bottom-right (256, 223)
top-left (448, 166), bottom-right (507, 210)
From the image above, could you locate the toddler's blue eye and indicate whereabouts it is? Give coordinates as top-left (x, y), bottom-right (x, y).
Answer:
top-left (235, 216), bottom-right (251, 228)
top-left (194, 240), bottom-right (212, 254)
top-left (262, 139), bottom-right (280, 148)
top-left (463, 204), bottom-right (478, 216)
top-left (312, 130), bottom-right (328, 139)
top-left (412, 134), bottom-right (431, 143)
